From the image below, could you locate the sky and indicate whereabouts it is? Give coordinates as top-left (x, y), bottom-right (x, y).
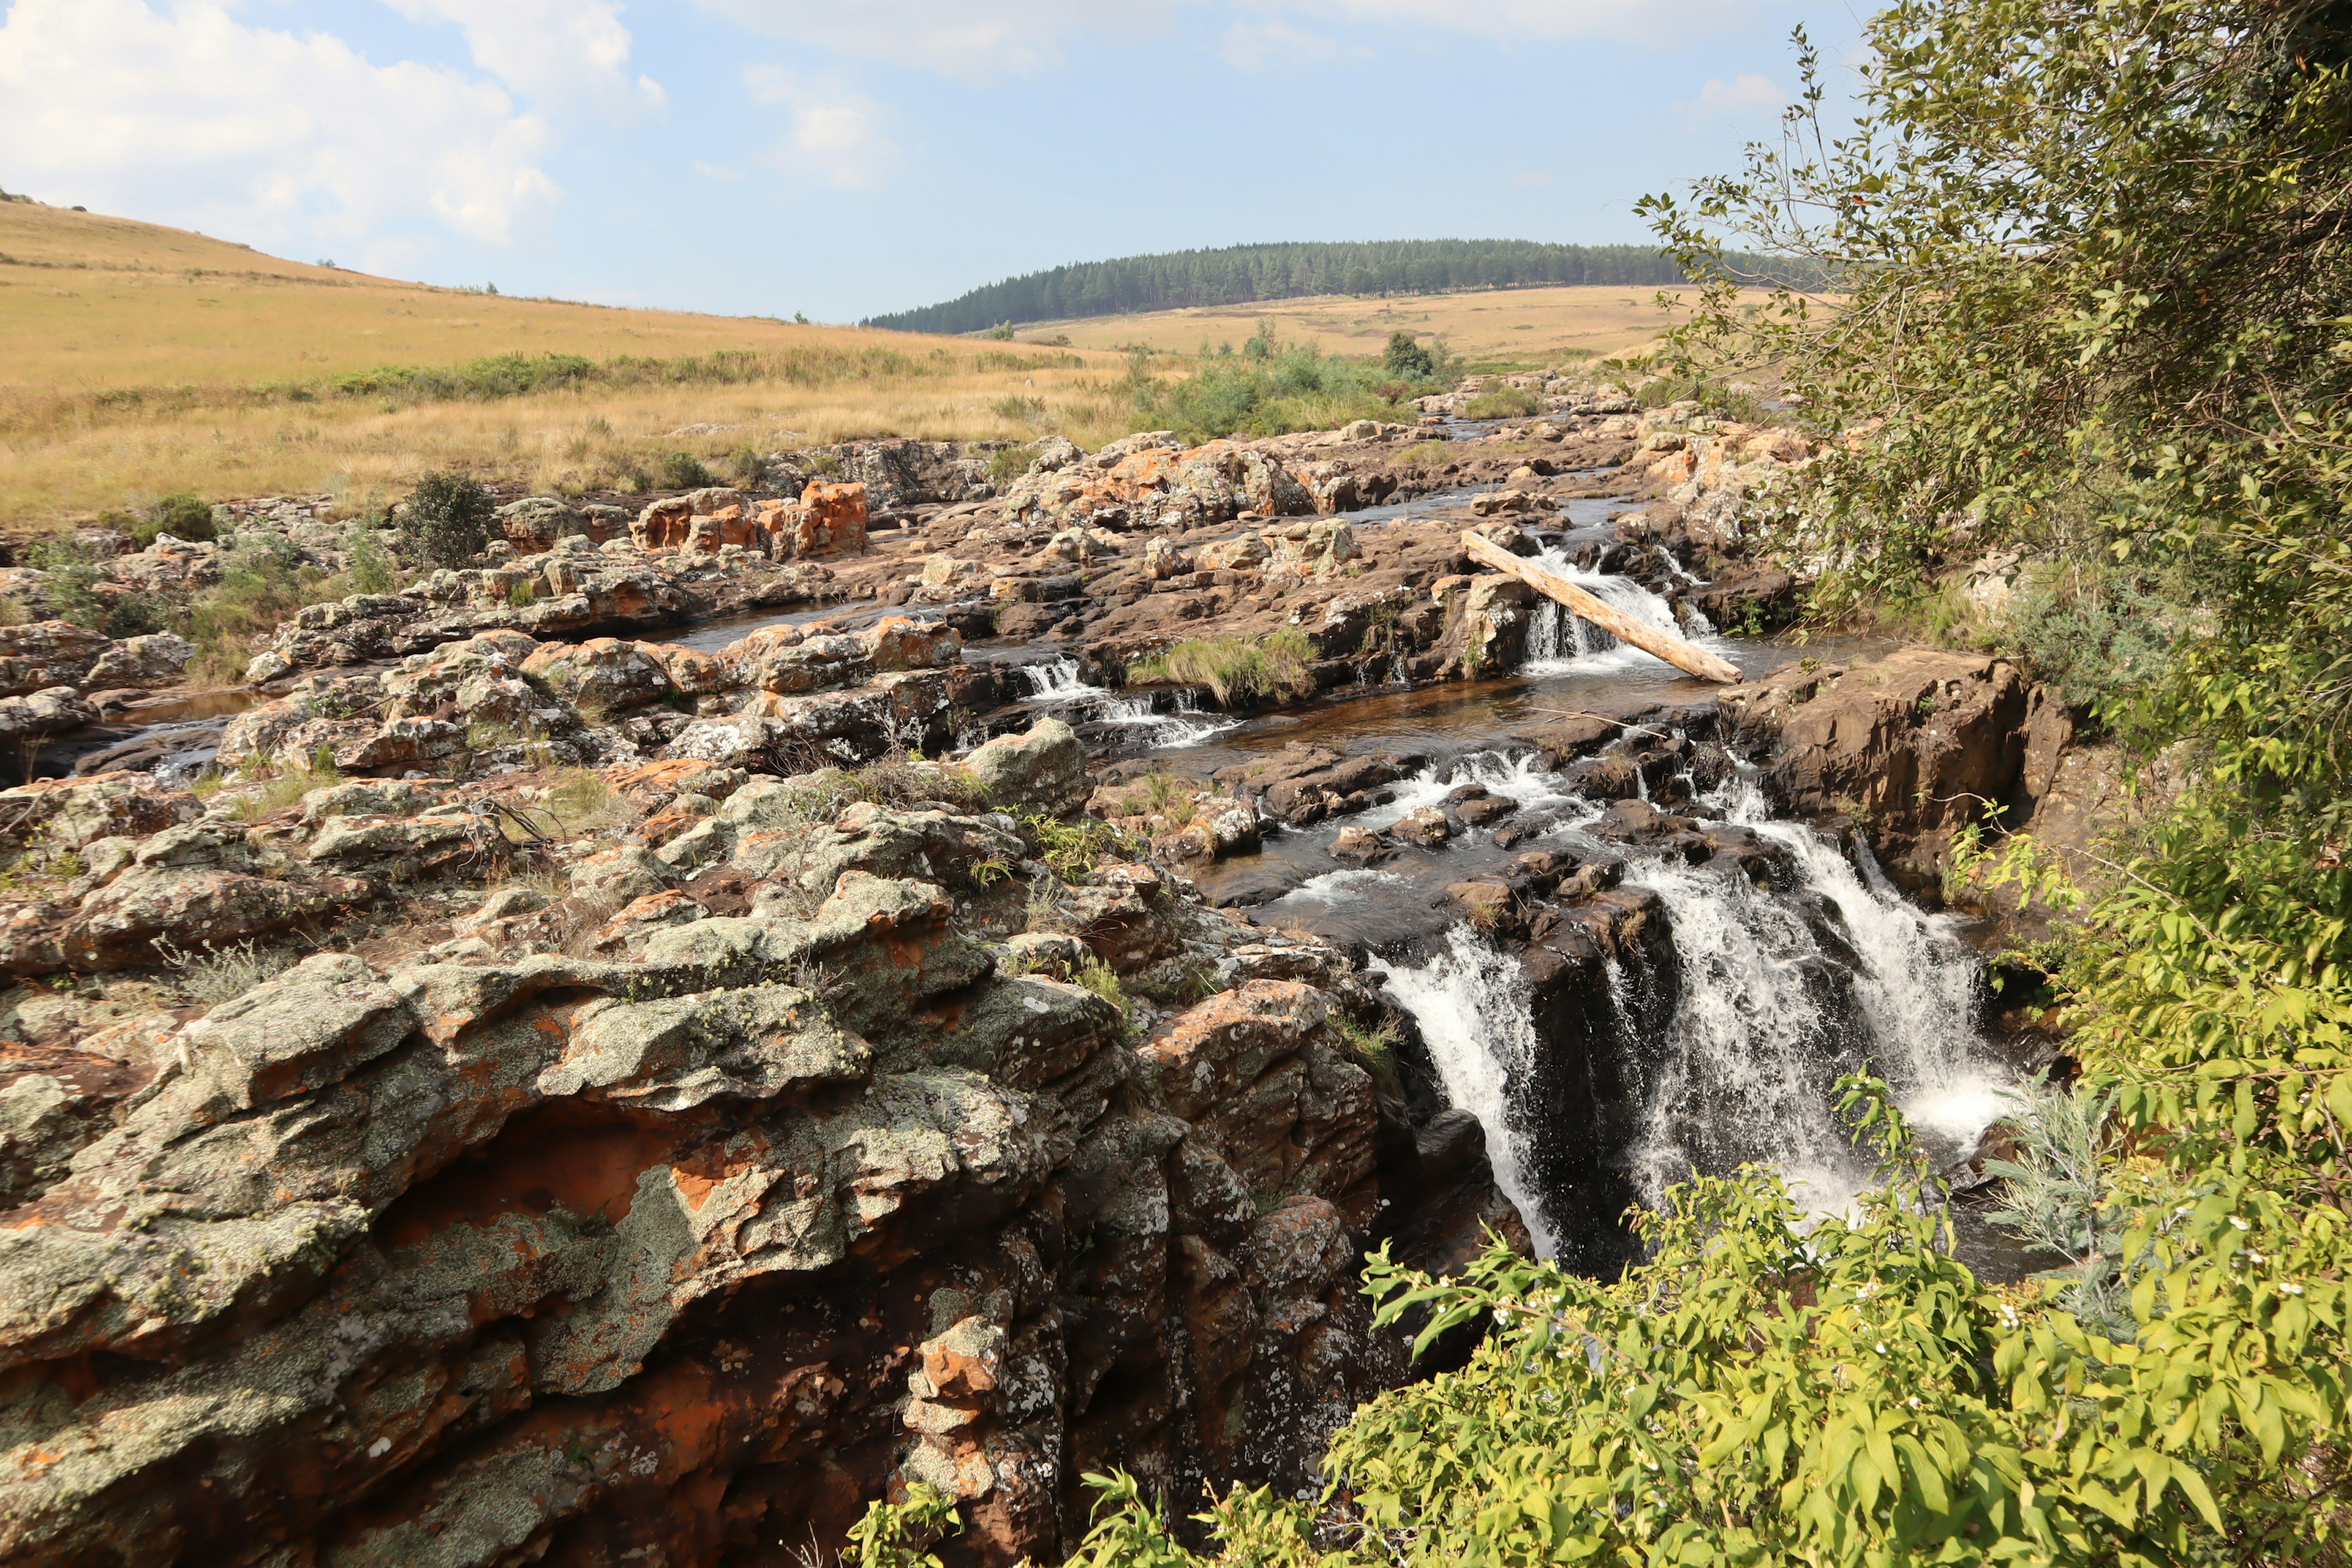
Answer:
top-left (0, 0), bottom-right (1867, 323)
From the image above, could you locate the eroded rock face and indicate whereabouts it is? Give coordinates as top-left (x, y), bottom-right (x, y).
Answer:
top-left (0, 720), bottom-right (1513, 1568)
top-left (1721, 649), bottom-right (2040, 886)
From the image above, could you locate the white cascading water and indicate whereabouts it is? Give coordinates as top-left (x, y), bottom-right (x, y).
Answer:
top-left (1016, 658), bottom-right (1240, 748)
top-left (1354, 748), bottom-right (1599, 832)
top-left (1520, 548), bottom-right (1715, 676)
top-left (1624, 794), bottom-right (1999, 1218)
top-left (1365, 723), bottom-right (1998, 1246)
top-left (1380, 926), bottom-right (1562, 1256)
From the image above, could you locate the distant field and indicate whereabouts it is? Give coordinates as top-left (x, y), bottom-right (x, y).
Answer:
top-left (1014, 285), bottom-right (1702, 363)
top-left (0, 203), bottom-right (1119, 528)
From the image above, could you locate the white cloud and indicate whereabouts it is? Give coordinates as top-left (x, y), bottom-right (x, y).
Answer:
top-left (379, 0), bottom-right (666, 118)
top-left (744, 66), bottom-right (903, 189)
top-left (1267, 0), bottom-right (1738, 39)
top-left (1219, 18), bottom-right (1339, 69)
top-left (692, 1), bottom-right (1186, 80)
top-left (692, 0), bottom-right (1740, 77)
top-left (1512, 170), bottom-right (1555, 187)
top-left (1681, 71), bottom-right (1782, 119)
top-left (0, 0), bottom-right (560, 260)
top-left (693, 161), bottom-right (747, 181)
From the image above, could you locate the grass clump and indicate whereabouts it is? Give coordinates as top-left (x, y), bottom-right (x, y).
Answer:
top-left (1462, 385), bottom-right (1542, 420)
top-left (658, 451), bottom-right (715, 489)
top-left (398, 471), bottom-right (494, 568)
top-left (1129, 627), bottom-right (1317, 708)
top-left (1071, 954), bottom-right (1139, 1038)
top-left (227, 748), bottom-right (344, 818)
top-left (1024, 814), bottom-right (1144, 879)
top-left (157, 937), bottom-right (300, 1006)
top-left (987, 442), bottom-right (1041, 489)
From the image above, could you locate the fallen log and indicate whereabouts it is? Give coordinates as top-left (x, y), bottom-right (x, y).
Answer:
top-left (1460, 530), bottom-right (1743, 684)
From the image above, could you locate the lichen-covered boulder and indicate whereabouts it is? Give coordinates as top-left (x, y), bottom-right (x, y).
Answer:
top-left (960, 718), bottom-right (1085, 819)
top-left (0, 622), bottom-right (111, 697)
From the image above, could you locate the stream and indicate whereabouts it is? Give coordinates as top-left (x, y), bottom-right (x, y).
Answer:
top-left (66, 519), bottom-right (2024, 1277)
top-left (1089, 560), bottom-right (2019, 1274)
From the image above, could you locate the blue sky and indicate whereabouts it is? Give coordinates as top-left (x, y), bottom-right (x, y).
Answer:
top-left (0, 1), bottom-right (1866, 323)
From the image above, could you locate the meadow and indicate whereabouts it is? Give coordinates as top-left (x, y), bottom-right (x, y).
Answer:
top-left (0, 203), bottom-right (1126, 528)
top-left (1014, 284), bottom-right (1697, 364)
top-left (0, 202), bottom-right (1675, 532)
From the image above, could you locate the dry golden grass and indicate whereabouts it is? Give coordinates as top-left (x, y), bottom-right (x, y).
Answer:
top-left (0, 201), bottom-right (1128, 528)
top-left (1014, 284), bottom-right (1709, 363)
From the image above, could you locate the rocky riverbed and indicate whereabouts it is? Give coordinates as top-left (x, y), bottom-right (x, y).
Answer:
top-left (0, 374), bottom-right (2092, 1566)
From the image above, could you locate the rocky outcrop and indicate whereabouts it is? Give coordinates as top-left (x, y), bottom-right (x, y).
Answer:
top-left (1720, 648), bottom-right (2065, 887)
top-left (0, 715), bottom-right (1511, 1567)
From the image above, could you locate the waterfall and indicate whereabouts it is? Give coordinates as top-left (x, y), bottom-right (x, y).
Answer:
top-left (1623, 816), bottom-right (1996, 1219)
top-left (1518, 550), bottom-right (1710, 677)
top-left (1012, 659), bottom-right (1239, 748)
top-left (1355, 731), bottom-right (1997, 1246)
top-left (1381, 927), bottom-right (1561, 1255)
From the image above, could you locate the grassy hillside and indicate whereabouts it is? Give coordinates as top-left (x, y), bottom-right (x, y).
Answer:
top-left (0, 202), bottom-right (1118, 529)
top-left (1014, 284), bottom-right (1694, 364)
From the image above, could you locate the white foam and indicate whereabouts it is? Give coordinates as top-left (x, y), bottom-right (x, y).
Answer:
top-left (1382, 927), bottom-right (1560, 1255)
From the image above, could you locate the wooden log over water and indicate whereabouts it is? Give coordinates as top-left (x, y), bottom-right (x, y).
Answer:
top-left (1460, 530), bottom-right (1744, 684)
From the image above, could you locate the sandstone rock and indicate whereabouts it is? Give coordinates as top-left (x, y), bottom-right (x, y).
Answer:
top-left (960, 718), bottom-right (1086, 818)
top-left (1393, 805), bottom-right (1455, 847)
top-left (83, 632), bottom-right (194, 690)
top-left (797, 480), bottom-right (870, 557)
top-left (0, 622), bottom-right (111, 697)
top-left (521, 637), bottom-right (674, 715)
top-left (1721, 648), bottom-right (2037, 883)
top-left (1196, 532), bottom-right (1270, 573)
top-left (0, 772), bottom-right (198, 850)
top-left (0, 687), bottom-right (93, 746)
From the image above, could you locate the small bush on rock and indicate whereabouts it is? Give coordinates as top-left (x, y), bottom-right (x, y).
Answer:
top-left (658, 451), bottom-right (715, 490)
top-left (134, 492), bottom-right (217, 546)
top-left (398, 472), bottom-right (495, 568)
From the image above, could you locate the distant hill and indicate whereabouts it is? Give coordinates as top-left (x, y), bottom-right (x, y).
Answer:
top-left (864, 239), bottom-right (1810, 335)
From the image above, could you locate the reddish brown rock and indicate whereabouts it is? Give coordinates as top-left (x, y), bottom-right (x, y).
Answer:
top-left (796, 480), bottom-right (870, 557)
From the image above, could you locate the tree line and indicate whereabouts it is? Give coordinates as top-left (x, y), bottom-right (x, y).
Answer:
top-left (863, 239), bottom-right (1824, 334)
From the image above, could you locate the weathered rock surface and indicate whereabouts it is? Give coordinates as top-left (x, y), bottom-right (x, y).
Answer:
top-left (0, 720), bottom-right (1518, 1568)
top-left (1721, 649), bottom-right (2044, 885)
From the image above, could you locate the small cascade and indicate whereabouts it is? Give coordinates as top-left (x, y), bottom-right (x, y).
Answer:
top-left (1622, 813), bottom-right (1994, 1219)
top-left (1012, 660), bottom-right (1240, 749)
top-left (1518, 550), bottom-right (1706, 677)
top-left (1381, 927), bottom-right (1562, 1255)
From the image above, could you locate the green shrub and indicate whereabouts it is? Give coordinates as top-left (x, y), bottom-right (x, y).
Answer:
top-left (1382, 330), bottom-right (1436, 379)
top-left (398, 471), bottom-right (494, 568)
top-left (1128, 328), bottom-right (1415, 443)
top-left (658, 451), bottom-right (715, 490)
top-left (987, 443), bottom-right (1041, 489)
top-left (20, 537), bottom-right (162, 636)
top-left (342, 521), bottom-right (398, 595)
top-left (728, 446), bottom-right (767, 487)
top-left (1999, 565), bottom-right (2177, 718)
top-left (1129, 627), bottom-right (1317, 707)
top-left (136, 492), bottom-right (217, 545)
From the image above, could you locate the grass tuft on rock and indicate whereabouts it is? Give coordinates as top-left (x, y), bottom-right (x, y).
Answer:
top-left (1129, 627), bottom-right (1316, 708)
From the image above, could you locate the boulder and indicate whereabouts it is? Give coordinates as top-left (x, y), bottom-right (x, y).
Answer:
top-left (960, 719), bottom-right (1087, 819)
top-left (0, 622), bottom-right (110, 698)
top-left (796, 481), bottom-right (869, 558)
top-left (83, 633), bottom-right (194, 691)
